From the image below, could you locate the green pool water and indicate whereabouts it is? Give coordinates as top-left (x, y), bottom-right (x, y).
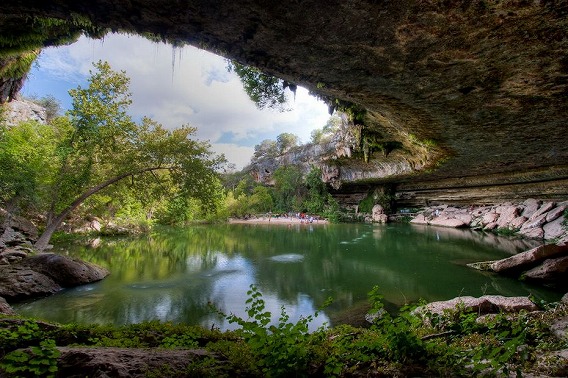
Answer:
top-left (14, 223), bottom-right (562, 330)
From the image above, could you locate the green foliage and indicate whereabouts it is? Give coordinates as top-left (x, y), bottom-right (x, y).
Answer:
top-left (0, 320), bottom-right (45, 350)
top-left (357, 188), bottom-right (395, 215)
top-left (227, 61), bottom-right (289, 111)
top-left (252, 139), bottom-right (278, 161)
top-left (0, 16), bottom-right (103, 58)
top-left (275, 132), bottom-right (298, 154)
top-left (25, 95), bottom-right (61, 122)
top-left (0, 339), bottom-right (60, 378)
top-left (0, 51), bottom-right (39, 79)
top-left (492, 227), bottom-right (519, 236)
top-left (310, 114), bottom-right (342, 144)
top-left (1, 61), bottom-right (226, 247)
top-left (0, 120), bottom-right (62, 209)
top-left (0, 294), bottom-right (566, 377)
top-left (221, 285), bottom-right (327, 377)
top-left (224, 166), bottom-right (340, 220)
top-left (303, 167), bottom-right (327, 214)
top-left (358, 193), bottom-right (375, 214)
top-left (272, 165), bottom-right (304, 212)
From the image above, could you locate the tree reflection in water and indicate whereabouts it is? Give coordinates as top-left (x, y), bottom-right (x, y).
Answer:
top-left (14, 224), bottom-right (560, 329)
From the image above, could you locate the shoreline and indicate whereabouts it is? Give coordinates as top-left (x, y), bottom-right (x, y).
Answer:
top-left (228, 216), bottom-right (329, 225)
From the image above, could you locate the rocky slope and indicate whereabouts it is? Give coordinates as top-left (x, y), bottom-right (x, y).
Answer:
top-left (1, 0), bottom-right (567, 204)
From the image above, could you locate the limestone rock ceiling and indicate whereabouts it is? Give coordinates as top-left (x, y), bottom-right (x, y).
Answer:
top-left (2, 0), bottom-right (568, 196)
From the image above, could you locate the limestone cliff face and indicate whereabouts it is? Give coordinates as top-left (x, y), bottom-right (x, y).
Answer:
top-left (3, 99), bottom-right (47, 126)
top-left (2, 0), bottom-right (567, 204)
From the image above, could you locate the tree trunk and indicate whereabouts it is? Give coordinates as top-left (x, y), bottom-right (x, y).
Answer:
top-left (34, 166), bottom-right (165, 251)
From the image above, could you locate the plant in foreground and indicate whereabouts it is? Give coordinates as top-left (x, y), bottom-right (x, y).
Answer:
top-left (219, 284), bottom-right (330, 377)
top-left (0, 339), bottom-right (60, 378)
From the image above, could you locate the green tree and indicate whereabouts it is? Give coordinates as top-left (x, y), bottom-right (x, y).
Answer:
top-left (248, 185), bottom-right (274, 213)
top-left (252, 139), bottom-right (278, 160)
top-left (14, 61), bottom-right (226, 250)
top-left (272, 165), bottom-right (304, 212)
top-left (0, 119), bottom-right (62, 212)
top-left (276, 132), bottom-right (298, 154)
top-left (303, 167), bottom-right (327, 214)
top-left (310, 114), bottom-right (342, 144)
top-left (227, 61), bottom-right (289, 111)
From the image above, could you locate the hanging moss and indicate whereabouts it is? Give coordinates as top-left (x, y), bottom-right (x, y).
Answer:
top-left (0, 51), bottom-right (39, 78)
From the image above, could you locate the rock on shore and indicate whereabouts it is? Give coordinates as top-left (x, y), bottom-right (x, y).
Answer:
top-left (410, 199), bottom-right (568, 242)
top-left (414, 295), bottom-right (539, 317)
top-left (468, 243), bottom-right (568, 288)
top-left (0, 253), bottom-right (109, 302)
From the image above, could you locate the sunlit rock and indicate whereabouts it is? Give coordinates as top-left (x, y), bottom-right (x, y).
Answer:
top-left (371, 204), bottom-right (388, 223)
top-left (414, 295), bottom-right (538, 317)
top-left (490, 244), bottom-right (568, 274)
top-left (521, 199), bottom-right (541, 219)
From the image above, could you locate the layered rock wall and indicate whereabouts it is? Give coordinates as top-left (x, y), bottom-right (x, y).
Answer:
top-left (1, 0), bottom-right (567, 203)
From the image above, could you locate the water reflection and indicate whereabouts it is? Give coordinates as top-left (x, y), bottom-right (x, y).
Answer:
top-left (14, 224), bottom-right (560, 329)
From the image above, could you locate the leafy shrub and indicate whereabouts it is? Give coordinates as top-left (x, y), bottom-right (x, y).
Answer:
top-left (220, 284), bottom-right (328, 377)
top-left (0, 339), bottom-right (60, 378)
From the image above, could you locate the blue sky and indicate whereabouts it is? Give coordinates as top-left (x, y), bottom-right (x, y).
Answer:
top-left (22, 33), bottom-right (330, 169)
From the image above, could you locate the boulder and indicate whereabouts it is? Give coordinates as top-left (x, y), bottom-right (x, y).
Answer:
top-left (429, 217), bottom-right (466, 228)
top-left (481, 212), bottom-right (499, 226)
top-left (56, 347), bottom-right (214, 378)
top-left (546, 205), bottom-right (567, 223)
top-left (0, 265), bottom-right (61, 301)
top-left (0, 208), bottom-right (38, 240)
top-left (0, 254), bottom-right (109, 301)
top-left (495, 205), bottom-right (521, 228)
top-left (410, 214), bottom-right (428, 225)
top-left (453, 213), bottom-right (472, 225)
top-left (522, 256), bottom-right (568, 285)
top-left (0, 248), bottom-right (28, 264)
top-left (534, 349), bottom-right (568, 377)
top-left (563, 293), bottom-right (568, 305)
top-left (415, 295), bottom-right (538, 317)
top-left (550, 317), bottom-right (568, 342)
top-left (484, 222), bottom-right (498, 231)
top-left (521, 213), bottom-right (548, 231)
top-left (529, 202), bottom-right (556, 222)
top-left (0, 296), bottom-right (15, 315)
top-left (519, 226), bottom-right (544, 239)
top-left (543, 216), bottom-right (566, 240)
top-left (509, 216), bottom-right (528, 229)
top-left (521, 199), bottom-right (541, 219)
top-left (371, 204), bottom-right (388, 223)
top-left (490, 244), bottom-right (568, 274)
top-left (21, 253), bottom-right (109, 287)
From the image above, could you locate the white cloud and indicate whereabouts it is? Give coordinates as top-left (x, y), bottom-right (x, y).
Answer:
top-left (24, 33), bottom-right (330, 169)
top-left (212, 143), bottom-right (256, 171)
